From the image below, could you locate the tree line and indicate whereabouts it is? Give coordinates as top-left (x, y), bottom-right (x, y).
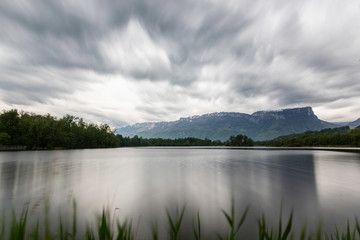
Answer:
top-left (0, 109), bottom-right (255, 149)
top-left (0, 109), bottom-right (118, 149)
top-left (116, 135), bottom-right (219, 146)
top-left (2, 108), bottom-right (359, 149)
top-left (116, 134), bottom-right (254, 147)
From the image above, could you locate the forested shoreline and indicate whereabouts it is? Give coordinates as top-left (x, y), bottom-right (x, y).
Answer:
top-left (1, 109), bottom-right (359, 150)
top-left (0, 109), bottom-right (118, 149)
top-left (0, 109), bottom-right (253, 149)
top-left (116, 133), bottom-right (254, 147)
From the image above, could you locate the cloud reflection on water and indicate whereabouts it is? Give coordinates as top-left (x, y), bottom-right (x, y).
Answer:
top-left (0, 148), bottom-right (360, 237)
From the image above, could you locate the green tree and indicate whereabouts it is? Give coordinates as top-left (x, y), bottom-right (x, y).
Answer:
top-left (0, 132), bottom-right (11, 145)
top-left (227, 134), bottom-right (254, 146)
top-left (0, 109), bottom-right (20, 144)
top-left (0, 109), bottom-right (119, 149)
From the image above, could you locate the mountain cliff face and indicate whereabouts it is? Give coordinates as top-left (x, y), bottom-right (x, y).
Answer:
top-left (117, 107), bottom-right (337, 141)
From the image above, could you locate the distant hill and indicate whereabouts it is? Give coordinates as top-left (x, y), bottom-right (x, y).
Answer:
top-left (259, 126), bottom-right (360, 147)
top-left (270, 126), bottom-right (350, 141)
top-left (117, 107), bottom-right (337, 141)
top-left (332, 118), bottom-right (360, 129)
top-left (349, 118), bottom-right (360, 129)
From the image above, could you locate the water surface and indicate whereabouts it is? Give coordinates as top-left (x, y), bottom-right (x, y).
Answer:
top-left (1, 147), bottom-right (360, 237)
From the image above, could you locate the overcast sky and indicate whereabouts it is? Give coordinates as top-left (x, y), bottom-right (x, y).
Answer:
top-left (1, 0), bottom-right (360, 127)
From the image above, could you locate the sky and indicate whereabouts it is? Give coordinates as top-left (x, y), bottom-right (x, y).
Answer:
top-left (0, 0), bottom-right (360, 128)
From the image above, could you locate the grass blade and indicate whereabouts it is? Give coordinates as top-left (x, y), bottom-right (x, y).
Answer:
top-left (221, 209), bottom-right (233, 227)
top-left (176, 205), bottom-right (186, 231)
top-left (166, 205), bottom-right (185, 240)
top-left (278, 205), bottom-right (282, 240)
top-left (193, 210), bottom-right (201, 240)
top-left (300, 225), bottom-right (306, 240)
top-left (10, 207), bottom-right (28, 240)
top-left (281, 210), bottom-right (293, 240)
top-left (151, 220), bottom-right (158, 240)
top-left (166, 209), bottom-right (176, 234)
top-left (98, 210), bottom-right (111, 240)
top-left (355, 217), bottom-right (360, 237)
top-left (236, 206), bottom-right (249, 234)
top-left (30, 219), bottom-right (40, 240)
top-left (1, 214), bottom-right (5, 240)
top-left (86, 223), bottom-right (95, 240)
top-left (216, 232), bottom-right (225, 240)
top-left (72, 199), bottom-right (77, 240)
top-left (335, 225), bottom-right (339, 240)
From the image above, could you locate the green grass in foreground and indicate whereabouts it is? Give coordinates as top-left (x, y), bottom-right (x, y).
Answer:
top-left (2, 199), bottom-right (360, 240)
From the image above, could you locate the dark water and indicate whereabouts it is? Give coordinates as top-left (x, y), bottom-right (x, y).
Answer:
top-left (1, 147), bottom-right (360, 238)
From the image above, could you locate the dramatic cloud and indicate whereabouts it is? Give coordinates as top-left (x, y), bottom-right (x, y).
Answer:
top-left (1, 0), bottom-right (359, 126)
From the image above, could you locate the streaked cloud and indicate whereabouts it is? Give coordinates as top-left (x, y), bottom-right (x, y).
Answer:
top-left (0, 0), bottom-right (359, 126)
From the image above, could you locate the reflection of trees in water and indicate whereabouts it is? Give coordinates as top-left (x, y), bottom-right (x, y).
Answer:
top-left (3, 149), bottom-right (358, 238)
top-left (220, 151), bottom-right (319, 234)
top-left (0, 161), bottom-right (17, 201)
top-left (136, 150), bottom-right (320, 238)
top-left (272, 154), bottom-right (319, 213)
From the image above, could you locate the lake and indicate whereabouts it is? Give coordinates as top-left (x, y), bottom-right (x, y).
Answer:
top-left (1, 147), bottom-right (360, 238)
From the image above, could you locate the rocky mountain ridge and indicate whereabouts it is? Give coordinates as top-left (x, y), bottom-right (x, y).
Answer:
top-left (117, 107), bottom-right (354, 141)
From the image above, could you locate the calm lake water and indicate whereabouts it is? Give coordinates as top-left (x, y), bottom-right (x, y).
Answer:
top-left (1, 147), bottom-right (360, 238)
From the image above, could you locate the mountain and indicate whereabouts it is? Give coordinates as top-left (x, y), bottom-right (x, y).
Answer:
top-left (116, 107), bottom-right (338, 141)
top-left (332, 118), bottom-right (360, 129)
top-left (346, 118), bottom-right (360, 129)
